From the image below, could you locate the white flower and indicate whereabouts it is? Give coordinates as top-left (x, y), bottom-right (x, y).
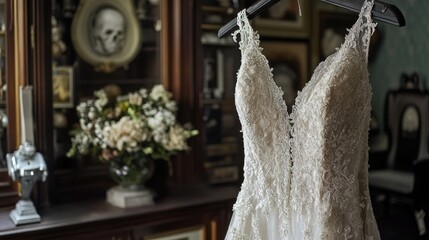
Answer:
top-left (94, 89), bottom-right (106, 99)
top-left (88, 111), bottom-right (96, 120)
top-left (148, 117), bottom-right (161, 130)
top-left (153, 131), bottom-right (168, 145)
top-left (162, 110), bottom-right (176, 126)
top-left (164, 125), bottom-right (189, 151)
top-left (102, 116), bottom-right (149, 152)
top-left (128, 93), bottom-right (143, 106)
top-left (148, 111), bottom-right (167, 130)
top-left (143, 102), bottom-right (157, 116)
top-left (149, 84), bottom-right (171, 102)
top-left (139, 88), bottom-right (148, 98)
top-left (165, 101), bottom-right (177, 111)
top-left (94, 90), bottom-right (108, 110)
top-left (77, 102), bottom-right (87, 114)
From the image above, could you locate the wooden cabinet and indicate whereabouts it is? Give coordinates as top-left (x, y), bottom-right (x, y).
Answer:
top-left (196, 1), bottom-right (244, 185)
top-left (0, 0), bottom-right (238, 239)
top-left (49, 0), bottom-right (166, 204)
top-left (0, 0), bottom-right (238, 205)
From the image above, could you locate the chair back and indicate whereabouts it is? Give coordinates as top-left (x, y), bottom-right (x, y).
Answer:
top-left (384, 89), bottom-right (429, 170)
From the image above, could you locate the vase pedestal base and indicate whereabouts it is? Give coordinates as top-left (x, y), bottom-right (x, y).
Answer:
top-left (9, 200), bottom-right (41, 225)
top-left (106, 186), bottom-right (154, 208)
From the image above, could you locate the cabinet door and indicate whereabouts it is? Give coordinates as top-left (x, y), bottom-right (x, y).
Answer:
top-left (144, 226), bottom-right (205, 240)
top-left (47, 0), bottom-right (166, 204)
top-left (60, 229), bottom-right (134, 240)
top-left (196, 1), bottom-right (244, 185)
top-left (0, 0), bottom-right (24, 208)
top-left (134, 215), bottom-right (219, 240)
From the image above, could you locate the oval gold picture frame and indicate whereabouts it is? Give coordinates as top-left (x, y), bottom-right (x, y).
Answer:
top-left (71, 0), bottom-right (142, 72)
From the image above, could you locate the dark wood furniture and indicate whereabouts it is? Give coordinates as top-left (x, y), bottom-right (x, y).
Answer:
top-left (0, 185), bottom-right (238, 240)
top-left (0, 1), bottom-right (241, 239)
top-left (195, 0), bottom-right (243, 185)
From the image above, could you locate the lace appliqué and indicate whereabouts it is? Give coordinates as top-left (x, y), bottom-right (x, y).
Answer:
top-left (226, 9), bottom-right (292, 240)
top-left (342, 0), bottom-right (377, 60)
top-left (289, 0), bottom-right (380, 239)
top-left (230, 228), bottom-right (247, 240)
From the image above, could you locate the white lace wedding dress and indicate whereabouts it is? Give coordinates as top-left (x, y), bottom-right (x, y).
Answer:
top-left (225, 1), bottom-right (380, 239)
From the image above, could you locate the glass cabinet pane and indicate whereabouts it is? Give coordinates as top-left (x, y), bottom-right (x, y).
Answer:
top-left (51, 0), bottom-right (162, 203)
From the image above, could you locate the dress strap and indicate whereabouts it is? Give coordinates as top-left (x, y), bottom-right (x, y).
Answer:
top-left (359, 0), bottom-right (377, 60)
top-left (233, 9), bottom-right (260, 52)
top-left (345, 0), bottom-right (377, 61)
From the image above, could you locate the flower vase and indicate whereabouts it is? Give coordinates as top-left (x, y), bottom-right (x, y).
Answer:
top-left (106, 154), bottom-right (155, 208)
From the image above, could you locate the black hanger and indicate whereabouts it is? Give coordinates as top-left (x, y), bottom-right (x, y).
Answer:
top-left (218, 0), bottom-right (405, 38)
top-left (321, 0), bottom-right (405, 26)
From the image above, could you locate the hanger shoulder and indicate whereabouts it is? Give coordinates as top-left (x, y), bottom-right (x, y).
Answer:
top-left (321, 0), bottom-right (405, 27)
top-left (218, 0), bottom-right (280, 38)
top-left (373, 1), bottom-right (405, 27)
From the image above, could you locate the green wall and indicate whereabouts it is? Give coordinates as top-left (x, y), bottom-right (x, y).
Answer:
top-left (369, 0), bottom-right (427, 128)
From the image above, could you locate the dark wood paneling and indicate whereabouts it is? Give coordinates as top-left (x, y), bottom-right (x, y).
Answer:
top-left (164, 0), bottom-right (203, 185)
top-left (31, 0), bottom-right (53, 208)
top-left (0, 0), bottom-right (29, 208)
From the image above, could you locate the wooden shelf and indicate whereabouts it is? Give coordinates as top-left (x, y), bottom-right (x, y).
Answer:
top-left (201, 42), bottom-right (236, 48)
top-left (77, 78), bottom-right (159, 86)
top-left (206, 142), bottom-right (238, 157)
top-left (0, 185), bottom-right (239, 240)
top-left (201, 98), bottom-right (233, 105)
top-left (204, 158), bottom-right (237, 168)
top-left (201, 23), bottom-right (222, 31)
top-left (201, 5), bottom-right (235, 15)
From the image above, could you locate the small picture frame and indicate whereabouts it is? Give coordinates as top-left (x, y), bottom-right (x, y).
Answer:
top-left (145, 226), bottom-right (205, 240)
top-left (312, 11), bottom-right (381, 70)
top-left (53, 66), bottom-right (74, 108)
top-left (71, 0), bottom-right (142, 72)
top-left (260, 41), bottom-right (309, 112)
top-left (315, 11), bottom-right (356, 65)
top-left (253, 0), bottom-right (310, 38)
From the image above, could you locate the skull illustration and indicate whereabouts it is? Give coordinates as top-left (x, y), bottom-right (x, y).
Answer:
top-left (92, 8), bottom-right (126, 56)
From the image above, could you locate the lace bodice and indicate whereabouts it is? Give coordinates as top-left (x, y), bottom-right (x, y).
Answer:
top-left (231, 9), bottom-right (292, 238)
top-left (225, 1), bottom-right (380, 239)
top-left (289, 1), bottom-right (379, 239)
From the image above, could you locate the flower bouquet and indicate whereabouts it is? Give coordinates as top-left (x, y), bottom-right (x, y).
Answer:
top-left (67, 84), bottom-right (197, 207)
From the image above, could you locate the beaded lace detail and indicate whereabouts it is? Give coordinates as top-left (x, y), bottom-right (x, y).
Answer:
top-left (228, 8), bottom-right (292, 239)
top-left (225, 1), bottom-right (379, 239)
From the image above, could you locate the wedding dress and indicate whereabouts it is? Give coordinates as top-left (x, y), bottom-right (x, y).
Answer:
top-left (225, 1), bottom-right (380, 239)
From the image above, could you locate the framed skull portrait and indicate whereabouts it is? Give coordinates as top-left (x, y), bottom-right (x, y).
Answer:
top-left (71, 0), bottom-right (142, 72)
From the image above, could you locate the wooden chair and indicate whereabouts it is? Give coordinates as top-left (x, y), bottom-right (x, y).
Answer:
top-left (369, 88), bottom-right (429, 217)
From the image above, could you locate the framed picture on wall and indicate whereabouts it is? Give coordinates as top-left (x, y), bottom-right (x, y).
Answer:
top-left (312, 11), bottom-right (382, 69)
top-left (53, 66), bottom-right (74, 109)
top-left (315, 11), bottom-right (356, 64)
top-left (260, 41), bottom-right (309, 112)
top-left (145, 226), bottom-right (205, 240)
top-left (253, 0), bottom-right (310, 38)
top-left (71, 0), bottom-right (142, 72)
